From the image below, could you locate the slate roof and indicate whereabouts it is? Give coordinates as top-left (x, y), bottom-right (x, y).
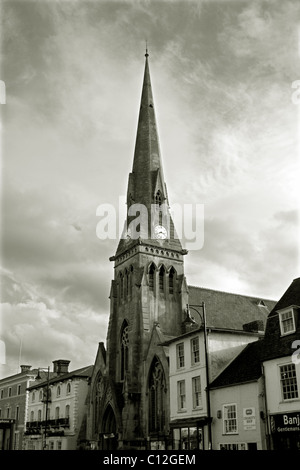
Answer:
top-left (188, 285), bottom-right (277, 331)
top-left (28, 365), bottom-right (94, 390)
top-left (210, 339), bottom-right (264, 389)
top-left (262, 277), bottom-right (300, 361)
top-left (266, 277), bottom-right (300, 317)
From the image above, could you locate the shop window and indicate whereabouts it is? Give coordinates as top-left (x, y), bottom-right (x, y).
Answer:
top-left (220, 443), bottom-right (246, 450)
top-left (172, 427), bottom-right (203, 450)
top-left (280, 363), bottom-right (298, 400)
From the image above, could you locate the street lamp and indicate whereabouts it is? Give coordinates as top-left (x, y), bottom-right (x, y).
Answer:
top-left (186, 302), bottom-right (212, 450)
top-left (35, 366), bottom-right (50, 450)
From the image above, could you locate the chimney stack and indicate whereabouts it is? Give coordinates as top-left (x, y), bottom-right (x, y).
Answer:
top-left (20, 365), bottom-right (32, 373)
top-left (52, 359), bottom-right (70, 375)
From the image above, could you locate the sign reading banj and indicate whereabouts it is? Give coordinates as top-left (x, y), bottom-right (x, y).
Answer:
top-left (270, 412), bottom-right (300, 433)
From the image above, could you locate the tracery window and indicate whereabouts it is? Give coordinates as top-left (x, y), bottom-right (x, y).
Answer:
top-left (149, 263), bottom-right (155, 291)
top-left (149, 357), bottom-right (166, 434)
top-left (121, 321), bottom-right (129, 381)
top-left (155, 190), bottom-right (162, 206)
top-left (169, 267), bottom-right (175, 294)
top-left (159, 266), bottom-right (165, 293)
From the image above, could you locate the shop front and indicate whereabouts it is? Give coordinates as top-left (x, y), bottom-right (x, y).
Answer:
top-left (170, 417), bottom-right (209, 450)
top-left (270, 412), bottom-right (300, 450)
top-left (0, 419), bottom-right (15, 450)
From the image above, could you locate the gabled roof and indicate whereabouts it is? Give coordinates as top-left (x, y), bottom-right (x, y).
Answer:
top-left (188, 285), bottom-right (276, 331)
top-left (262, 277), bottom-right (300, 361)
top-left (267, 277), bottom-right (300, 317)
top-left (210, 340), bottom-right (264, 389)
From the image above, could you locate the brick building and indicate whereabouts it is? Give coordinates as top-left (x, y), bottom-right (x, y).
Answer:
top-left (0, 365), bottom-right (41, 450)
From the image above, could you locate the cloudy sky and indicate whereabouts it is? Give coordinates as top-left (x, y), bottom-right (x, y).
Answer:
top-left (0, 0), bottom-right (299, 378)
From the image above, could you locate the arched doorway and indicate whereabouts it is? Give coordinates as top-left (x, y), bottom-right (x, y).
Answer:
top-left (102, 405), bottom-right (118, 450)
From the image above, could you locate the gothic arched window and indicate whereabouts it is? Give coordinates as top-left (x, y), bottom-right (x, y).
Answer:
top-left (159, 266), bottom-right (165, 293)
top-left (155, 190), bottom-right (162, 206)
top-left (149, 263), bottom-right (155, 291)
top-left (119, 272), bottom-right (123, 300)
top-left (169, 267), bottom-right (175, 294)
top-left (148, 357), bottom-right (166, 434)
top-left (120, 321), bottom-right (129, 381)
top-left (129, 265), bottom-right (133, 295)
top-left (124, 269), bottom-right (128, 296)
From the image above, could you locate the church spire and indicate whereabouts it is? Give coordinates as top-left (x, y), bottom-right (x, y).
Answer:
top-left (129, 49), bottom-right (167, 210)
top-left (113, 52), bottom-right (184, 258)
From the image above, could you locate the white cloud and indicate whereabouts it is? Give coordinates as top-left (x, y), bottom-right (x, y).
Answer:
top-left (1, 0), bottom-right (299, 377)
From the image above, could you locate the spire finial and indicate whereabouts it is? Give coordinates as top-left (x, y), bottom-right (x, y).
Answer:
top-left (145, 40), bottom-right (149, 58)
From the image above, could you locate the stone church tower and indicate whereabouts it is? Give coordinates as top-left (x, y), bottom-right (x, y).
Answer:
top-left (87, 51), bottom-right (189, 450)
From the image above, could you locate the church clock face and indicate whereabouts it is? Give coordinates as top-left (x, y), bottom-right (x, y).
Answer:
top-left (154, 225), bottom-right (167, 239)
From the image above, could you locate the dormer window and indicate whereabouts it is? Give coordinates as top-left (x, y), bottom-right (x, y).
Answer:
top-left (279, 308), bottom-right (297, 336)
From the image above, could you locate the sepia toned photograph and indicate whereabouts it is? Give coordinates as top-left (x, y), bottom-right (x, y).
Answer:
top-left (0, 0), bottom-right (299, 457)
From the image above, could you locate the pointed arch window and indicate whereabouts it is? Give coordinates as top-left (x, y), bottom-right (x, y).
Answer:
top-left (119, 272), bottom-right (123, 299)
top-left (120, 321), bottom-right (129, 381)
top-left (159, 266), bottom-right (165, 293)
top-left (124, 269), bottom-right (128, 297)
top-left (149, 263), bottom-right (155, 291)
top-left (155, 190), bottom-right (162, 206)
top-left (149, 357), bottom-right (166, 434)
top-left (169, 267), bottom-right (175, 294)
top-left (129, 265), bottom-right (133, 295)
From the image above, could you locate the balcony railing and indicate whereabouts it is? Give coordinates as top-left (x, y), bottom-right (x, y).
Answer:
top-left (25, 417), bottom-right (70, 434)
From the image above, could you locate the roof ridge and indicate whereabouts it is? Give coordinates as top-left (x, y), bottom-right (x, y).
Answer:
top-left (188, 284), bottom-right (277, 302)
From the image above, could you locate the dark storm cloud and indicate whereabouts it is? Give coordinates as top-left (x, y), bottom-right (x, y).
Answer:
top-left (1, 0), bottom-right (299, 377)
